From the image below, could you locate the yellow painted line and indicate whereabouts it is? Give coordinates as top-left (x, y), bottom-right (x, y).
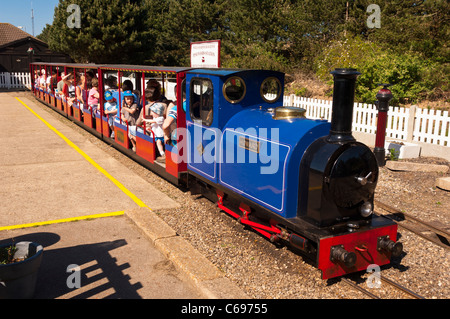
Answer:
top-left (0, 211), bottom-right (125, 231)
top-left (15, 97), bottom-right (148, 209)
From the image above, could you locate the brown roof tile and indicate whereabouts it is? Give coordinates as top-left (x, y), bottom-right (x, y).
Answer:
top-left (0, 22), bottom-right (45, 47)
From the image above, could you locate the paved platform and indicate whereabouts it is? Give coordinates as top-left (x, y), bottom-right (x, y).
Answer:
top-left (0, 93), bottom-right (246, 299)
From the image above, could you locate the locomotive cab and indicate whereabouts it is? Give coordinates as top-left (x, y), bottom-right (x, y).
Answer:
top-left (185, 69), bottom-right (287, 184)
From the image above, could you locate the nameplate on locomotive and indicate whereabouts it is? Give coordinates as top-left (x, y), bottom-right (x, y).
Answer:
top-left (239, 136), bottom-right (260, 154)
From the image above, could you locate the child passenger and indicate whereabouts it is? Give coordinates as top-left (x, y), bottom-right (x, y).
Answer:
top-left (121, 91), bottom-right (139, 125)
top-left (121, 91), bottom-right (139, 151)
top-left (87, 78), bottom-right (100, 113)
top-left (145, 103), bottom-right (166, 162)
top-left (104, 91), bottom-right (118, 138)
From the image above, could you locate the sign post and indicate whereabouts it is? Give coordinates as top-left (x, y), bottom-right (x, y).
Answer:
top-left (190, 40), bottom-right (221, 68)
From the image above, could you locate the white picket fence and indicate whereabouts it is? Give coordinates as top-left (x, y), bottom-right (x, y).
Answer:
top-left (284, 95), bottom-right (450, 147)
top-left (0, 72), bottom-right (32, 90)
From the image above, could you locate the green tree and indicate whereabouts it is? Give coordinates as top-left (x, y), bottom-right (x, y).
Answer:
top-left (313, 35), bottom-right (445, 105)
top-left (36, 24), bottom-right (52, 43)
top-left (47, 0), bottom-right (154, 64)
top-left (148, 0), bottom-right (225, 66)
top-left (219, 0), bottom-right (290, 70)
top-left (343, 0), bottom-right (449, 61)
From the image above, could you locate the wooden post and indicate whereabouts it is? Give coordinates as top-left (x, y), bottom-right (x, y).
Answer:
top-left (406, 105), bottom-right (417, 143)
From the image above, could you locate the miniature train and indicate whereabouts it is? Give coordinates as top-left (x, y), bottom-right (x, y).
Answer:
top-left (30, 62), bottom-right (403, 279)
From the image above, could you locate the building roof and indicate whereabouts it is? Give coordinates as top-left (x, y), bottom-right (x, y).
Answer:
top-left (0, 22), bottom-right (46, 48)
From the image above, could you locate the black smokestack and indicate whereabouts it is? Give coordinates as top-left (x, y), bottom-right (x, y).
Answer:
top-left (327, 68), bottom-right (361, 143)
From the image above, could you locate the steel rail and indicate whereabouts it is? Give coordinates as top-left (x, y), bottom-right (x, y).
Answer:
top-left (374, 200), bottom-right (450, 250)
top-left (380, 275), bottom-right (425, 299)
top-left (342, 276), bottom-right (425, 299)
top-left (375, 200), bottom-right (450, 238)
top-left (341, 278), bottom-right (380, 299)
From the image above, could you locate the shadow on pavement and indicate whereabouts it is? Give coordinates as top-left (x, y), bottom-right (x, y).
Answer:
top-left (1, 232), bottom-right (143, 299)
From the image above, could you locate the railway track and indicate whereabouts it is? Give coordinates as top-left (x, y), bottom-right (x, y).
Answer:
top-left (374, 200), bottom-right (450, 250)
top-left (342, 275), bottom-right (425, 299)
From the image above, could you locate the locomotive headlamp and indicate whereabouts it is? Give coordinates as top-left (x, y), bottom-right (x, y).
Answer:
top-left (360, 201), bottom-right (373, 217)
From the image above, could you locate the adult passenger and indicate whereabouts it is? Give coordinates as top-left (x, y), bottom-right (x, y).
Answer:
top-left (56, 72), bottom-right (65, 97)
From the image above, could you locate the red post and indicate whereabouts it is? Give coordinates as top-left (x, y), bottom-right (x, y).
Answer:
top-left (374, 84), bottom-right (393, 166)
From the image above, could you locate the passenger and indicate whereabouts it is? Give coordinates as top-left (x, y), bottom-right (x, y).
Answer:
top-left (45, 71), bottom-right (51, 92)
top-left (122, 79), bottom-right (140, 107)
top-left (85, 70), bottom-right (97, 89)
top-left (47, 70), bottom-right (58, 94)
top-left (104, 91), bottom-right (118, 138)
top-left (39, 69), bottom-right (46, 90)
top-left (62, 73), bottom-right (76, 106)
top-left (134, 87), bottom-right (158, 127)
top-left (46, 69), bottom-right (57, 93)
top-left (56, 72), bottom-right (65, 97)
top-left (34, 70), bottom-right (40, 90)
top-left (75, 75), bottom-right (87, 106)
top-left (121, 91), bottom-right (139, 151)
top-left (146, 79), bottom-right (167, 103)
top-left (87, 78), bottom-right (100, 113)
top-left (132, 87), bottom-right (166, 158)
top-left (105, 75), bottom-right (118, 90)
top-left (163, 84), bottom-right (186, 147)
top-left (145, 103), bottom-right (166, 162)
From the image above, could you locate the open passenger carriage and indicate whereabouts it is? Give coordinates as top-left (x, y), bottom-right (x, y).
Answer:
top-left (30, 62), bottom-right (189, 185)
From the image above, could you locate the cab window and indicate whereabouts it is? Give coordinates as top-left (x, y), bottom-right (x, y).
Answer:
top-left (223, 77), bottom-right (246, 104)
top-left (190, 78), bottom-right (213, 126)
top-left (261, 77), bottom-right (281, 103)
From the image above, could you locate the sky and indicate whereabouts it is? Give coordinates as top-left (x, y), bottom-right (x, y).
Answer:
top-left (0, 0), bottom-right (60, 37)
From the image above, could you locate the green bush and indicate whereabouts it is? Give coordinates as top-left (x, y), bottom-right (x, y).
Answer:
top-left (313, 36), bottom-right (443, 105)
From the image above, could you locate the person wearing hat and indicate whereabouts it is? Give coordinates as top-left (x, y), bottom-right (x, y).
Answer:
top-left (104, 90), bottom-right (118, 138)
top-left (121, 91), bottom-right (139, 125)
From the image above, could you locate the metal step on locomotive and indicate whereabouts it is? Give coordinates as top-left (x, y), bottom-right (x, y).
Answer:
top-left (31, 62), bottom-right (403, 280)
